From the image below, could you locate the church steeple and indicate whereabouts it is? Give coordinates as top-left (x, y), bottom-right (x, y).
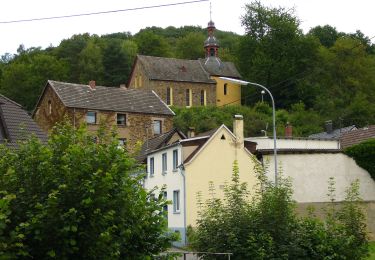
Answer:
top-left (204, 3), bottom-right (220, 58)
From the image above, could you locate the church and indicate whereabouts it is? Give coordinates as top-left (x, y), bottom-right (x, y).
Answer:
top-left (127, 20), bottom-right (242, 107)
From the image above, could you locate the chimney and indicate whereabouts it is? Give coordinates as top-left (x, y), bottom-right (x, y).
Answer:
top-left (325, 120), bottom-right (333, 134)
top-left (233, 115), bottom-right (244, 147)
top-left (119, 84), bottom-right (127, 89)
top-left (89, 80), bottom-right (96, 90)
top-left (285, 122), bottom-right (293, 138)
top-left (187, 127), bottom-right (195, 138)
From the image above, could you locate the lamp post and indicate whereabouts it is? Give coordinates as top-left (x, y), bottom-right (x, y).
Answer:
top-left (219, 77), bottom-right (278, 186)
top-left (261, 90), bottom-right (265, 102)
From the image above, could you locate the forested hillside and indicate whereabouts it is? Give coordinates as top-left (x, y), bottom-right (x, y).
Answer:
top-left (0, 2), bottom-right (374, 136)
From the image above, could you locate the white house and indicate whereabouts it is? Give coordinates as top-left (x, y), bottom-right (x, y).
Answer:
top-left (144, 116), bottom-right (259, 246)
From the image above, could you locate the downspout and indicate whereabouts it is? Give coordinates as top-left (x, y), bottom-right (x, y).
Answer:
top-left (178, 145), bottom-right (187, 245)
top-left (180, 165), bottom-right (187, 245)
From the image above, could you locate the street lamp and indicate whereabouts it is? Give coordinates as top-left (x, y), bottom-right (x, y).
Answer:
top-left (261, 90), bottom-right (265, 102)
top-left (219, 77), bottom-right (278, 186)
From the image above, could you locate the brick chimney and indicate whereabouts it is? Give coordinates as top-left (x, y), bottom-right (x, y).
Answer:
top-left (233, 115), bottom-right (244, 147)
top-left (89, 80), bottom-right (96, 90)
top-left (187, 127), bottom-right (195, 138)
top-left (285, 122), bottom-right (293, 138)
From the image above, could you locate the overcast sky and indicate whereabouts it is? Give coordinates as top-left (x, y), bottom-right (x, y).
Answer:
top-left (1, 0), bottom-right (374, 55)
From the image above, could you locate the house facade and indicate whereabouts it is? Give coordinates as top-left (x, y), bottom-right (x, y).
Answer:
top-left (127, 20), bottom-right (242, 108)
top-left (247, 136), bottom-right (375, 239)
top-left (143, 116), bottom-right (258, 246)
top-left (33, 80), bottom-right (175, 151)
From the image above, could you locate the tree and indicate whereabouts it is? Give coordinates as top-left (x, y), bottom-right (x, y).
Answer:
top-left (344, 139), bottom-right (375, 180)
top-left (176, 32), bottom-right (206, 60)
top-left (0, 49), bottom-right (69, 111)
top-left (135, 30), bottom-right (172, 57)
top-left (0, 122), bottom-right (175, 258)
top-left (78, 38), bottom-right (104, 84)
top-left (308, 25), bottom-right (342, 48)
top-left (238, 1), bottom-right (320, 108)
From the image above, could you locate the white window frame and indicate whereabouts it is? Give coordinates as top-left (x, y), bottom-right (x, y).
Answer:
top-left (173, 190), bottom-right (180, 213)
top-left (173, 149), bottom-right (178, 171)
top-left (86, 111), bottom-right (97, 124)
top-left (149, 157), bottom-right (155, 177)
top-left (153, 120), bottom-right (162, 135)
top-left (162, 153), bottom-right (167, 174)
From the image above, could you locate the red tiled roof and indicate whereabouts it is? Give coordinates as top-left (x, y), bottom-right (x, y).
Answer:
top-left (340, 126), bottom-right (375, 149)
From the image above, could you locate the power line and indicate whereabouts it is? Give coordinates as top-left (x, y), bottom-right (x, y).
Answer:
top-left (0, 0), bottom-right (208, 24)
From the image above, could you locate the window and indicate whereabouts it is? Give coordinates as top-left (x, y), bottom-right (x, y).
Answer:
top-left (153, 120), bottom-right (162, 135)
top-left (185, 89), bottom-right (192, 107)
top-left (149, 157), bottom-right (154, 176)
top-left (173, 149), bottom-right (178, 171)
top-left (200, 90), bottom-right (206, 106)
top-left (162, 153), bottom-right (167, 174)
top-left (173, 190), bottom-right (180, 213)
top-left (117, 113), bottom-right (126, 125)
top-left (224, 83), bottom-right (228, 95)
top-left (86, 111), bottom-right (97, 124)
top-left (163, 191), bottom-right (168, 212)
top-left (118, 138), bottom-right (126, 147)
top-left (166, 87), bottom-right (173, 106)
top-left (210, 48), bottom-right (215, 56)
top-left (48, 100), bottom-right (52, 115)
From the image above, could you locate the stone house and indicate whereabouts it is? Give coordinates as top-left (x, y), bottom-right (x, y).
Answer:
top-left (0, 94), bottom-right (47, 148)
top-left (127, 20), bottom-right (242, 108)
top-left (33, 80), bottom-right (175, 150)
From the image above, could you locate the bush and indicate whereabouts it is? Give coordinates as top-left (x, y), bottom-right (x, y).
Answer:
top-left (344, 138), bottom-right (375, 180)
top-left (0, 122), bottom-right (175, 259)
top-left (189, 161), bottom-right (369, 259)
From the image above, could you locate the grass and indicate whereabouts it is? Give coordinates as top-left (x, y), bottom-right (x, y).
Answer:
top-left (367, 241), bottom-right (375, 260)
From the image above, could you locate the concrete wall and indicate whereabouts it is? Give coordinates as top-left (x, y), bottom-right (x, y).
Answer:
top-left (263, 153), bottom-right (375, 203)
top-left (213, 76), bottom-right (241, 106)
top-left (184, 126), bottom-right (258, 227)
top-left (248, 137), bottom-right (340, 150)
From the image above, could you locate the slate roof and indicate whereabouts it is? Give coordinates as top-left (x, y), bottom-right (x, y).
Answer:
top-left (137, 128), bottom-right (186, 162)
top-left (199, 58), bottom-right (241, 78)
top-left (0, 94), bottom-right (47, 148)
top-left (308, 125), bottom-right (357, 139)
top-left (136, 55), bottom-right (241, 83)
top-left (47, 80), bottom-right (174, 116)
top-left (340, 125), bottom-right (375, 149)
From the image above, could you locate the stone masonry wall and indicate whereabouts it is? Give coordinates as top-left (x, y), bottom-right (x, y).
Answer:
top-left (34, 85), bottom-right (68, 133)
top-left (128, 60), bottom-right (217, 107)
top-left (34, 84), bottom-right (174, 152)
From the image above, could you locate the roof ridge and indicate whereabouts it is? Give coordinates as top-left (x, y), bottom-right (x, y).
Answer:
top-left (0, 94), bottom-right (22, 108)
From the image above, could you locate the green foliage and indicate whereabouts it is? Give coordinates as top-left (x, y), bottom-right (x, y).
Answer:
top-left (189, 161), bottom-right (369, 259)
top-left (344, 139), bottom-right (375, 180)
top-left (0, 49), bottom-right (69, 111)
top-left (0, 122), bottom-right (175, 258)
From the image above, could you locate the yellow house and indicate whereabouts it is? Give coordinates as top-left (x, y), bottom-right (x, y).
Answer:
top-left (127, 20), bottom-right (242, 108)
top-left (143, 115), bottom-right (258, 246)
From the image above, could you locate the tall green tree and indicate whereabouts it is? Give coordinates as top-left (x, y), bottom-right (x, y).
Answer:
top-left (0, 49), bottom-right (68, 111)
top-left (78, 38), bottom-right (104, 84)
top-left (135, 30), bottom-right (172, 57)
top-left (0, 122), bottom-right (175, 258)
top-left (176, 32), bottom-right (206, 60)
top-left (238, 1), bottom-right (320, 108)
